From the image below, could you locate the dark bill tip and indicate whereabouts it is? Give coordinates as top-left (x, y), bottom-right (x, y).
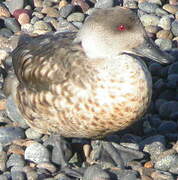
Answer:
top-left (133, 36), bottom-right (175, 64)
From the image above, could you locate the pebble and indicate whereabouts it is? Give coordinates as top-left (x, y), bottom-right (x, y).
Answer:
top-left (163, 3), bottom-right (178, 14)
top-left (67, 12), bottom-right (85, 22)
top-left (33, 0), bottom-right (43, 8)
top-left (158, 16), bottom-right (171, 30)
top-left (149, 63), bottom-right (162, 76)
top-left (83, 165), bottom-right (110, 180)
top-left (167, 74), bottom-right (178, 88)
top-left (154, 149), bottom-right (178, 171)
top-left (71, 0), bottom-right (90, 12)
top-left (33, 20), bottom-right (52, 34)
top-left (171, 20), bottom-right (178, 36)
top-left (23, 166), bottom-right (38, 179)
top-left (7, 144), bottom-right (24, 155)
top-left (58, 0), bottom-right (68, 9)
top-left (156, 30), bottom-right (173, 40)
top-left (25, 142), bottom-right (50, 164)
top-left (59, 4), bottom-right (74, 18)
top-left (10, 171), bottom-right (26, 180)
top-left (159, 89), bottom-right (176, 100)
top-left (6, 95), bottom-right (28, 128)
top-left (159, 101), bottom-right (178, 119)
top-left (4, 0), bottom-right (24, 14)
top-left (147, 0), bottom-right (163, 5)
top-left (145, 25), bottom-right (159, 34)
top-left (158, 120), bottom-right (177, 134)
top-left (140, 14), bottom-right (160, 26)
top-left (0, 151), bottom-right (7, 171)
top-left (94, 0), bottom-right (114, 8)
top-left (25, 128), bottom-right (42, 139)
top-left (140, 135), bottom-right (166, 162)
top-left (56, 17), bottom-right (78, 32)
top-left (0, 28), bottom-right (13, 38)
top-left (32, 11), bottom-right (44, 19)
top-left (155, 8), bottom-right (169, 16)
top-left (41, 7), bottom-right (60, 17)
top-left (124, 1), bottom-right (138, 9)
top-left (6, 154), bottom-right (25, 168)
top-left (0, 175), bottom-right (8, 180)
top-left (0, 127), bottom-right (25, 145)
top-left (155, 38), bottom-right (173, 51)
top-left (151, 170), bottom-right (174, 180)
top-left (4, 18), bottom-right (21, 33)
top-left (21, 23), bottom-right (34, 33)
top-left (37, 162), bottom-right (57, 174)
top-left (0, 3), bottom-right (11, 17)
top-left (168, 62), bottom-right (178, 74)
top-left (138, 2), bottom-right (159, 13)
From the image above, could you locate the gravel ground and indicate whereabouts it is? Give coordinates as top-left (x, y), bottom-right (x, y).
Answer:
top-left (0, 0), bottom-right (178, 179)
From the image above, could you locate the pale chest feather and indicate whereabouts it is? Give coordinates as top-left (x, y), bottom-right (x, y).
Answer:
top-left (17, 55), bottom-right (152, 138)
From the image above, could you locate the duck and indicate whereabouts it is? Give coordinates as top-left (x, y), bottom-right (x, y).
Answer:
top-left (10, 6), bottom-right (174, 174)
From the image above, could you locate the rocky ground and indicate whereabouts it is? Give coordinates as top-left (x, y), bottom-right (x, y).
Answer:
top-left (0, 0), bottom-right (178, 179)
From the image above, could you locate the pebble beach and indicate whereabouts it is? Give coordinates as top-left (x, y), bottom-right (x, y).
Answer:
top-left (0, 0), bottom-right (178, 179)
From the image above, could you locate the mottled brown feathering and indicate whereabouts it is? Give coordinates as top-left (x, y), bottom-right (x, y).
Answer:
top-left (11, 7), bottom-right (172, 139)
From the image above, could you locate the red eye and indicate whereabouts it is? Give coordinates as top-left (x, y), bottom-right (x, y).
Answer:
top-left (117, 25), bottom-right (126, 31)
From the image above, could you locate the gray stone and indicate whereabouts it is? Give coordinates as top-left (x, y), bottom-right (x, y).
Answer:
top-left (33, 20), bottom-right (52, 34)
top-left (158, 121), bottom-right (177, 134)
top-left (148, 63), bottom-right (162, 76)
top-left (159, 101), bottom-right (178, 118)
top-left (56, 17), bottom-right (78, 32)
top-left (6, 95), bottom-right (28, 128)
top-left (155, 8), bottom-right (169, 16)
top-left (158, 16), bottom-right (171, 30)
top-left (0, 151), bottom-right (7, 171)
top-left (4, 0), bottom-right (24, 14)
top-left (151, 170), bottom-right (174, 180)
top-left (0, 28), bottom-right (13, 38)
top-left (6, 154), bottom-right (25, 168)
top-left (155, 99), bottom-right (167, 112)
top-left (25, 128), bottom-right (42, 139)
top-left (83, 165), bottom-right (110, 180)
top-left (0, 175), bottom-right (8, 180)
top-left (140, 135), bottom-right (166, 162)
top-left (25, 142), bottom-right (50, 164)
top-left (155, 38), bottom-right (172, 51)
top-left (0, 127), bottom-right (25, 145)
top-left (147, 0), bottom-right (162, 5)
top-left (123, 0), bottom-right (138, 9)
top-left (59, 4), bottom-right (74, 18)
top-left (155, 150), bottom-right (178, 171)
top-left (167, 74), bottom-right (178, 88)
top-left (168, 62), bottom-right (178, 74)
top-left (11, 171), bottom-right (26, 180)
top-left (138, 2), bottom-right (159, 13)
top-left (94, 0), bottom-right (114, 8)
top-left (140, 14), bottom-right (160, 26)
top-left (72, 21), bottom-right (83, 29)
top-left (171, 20), bottom-right (178, 36)
top-left (30, 16), bottom-right (40, 24)
top-left (67, 12), bottom-right (85, 22)
top-left (159, 89), bottom-right (176, 100)
top-left (4, 18), bottom-right (20, 33)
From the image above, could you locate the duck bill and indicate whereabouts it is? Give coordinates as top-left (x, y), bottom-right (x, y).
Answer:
top-left (133, 36), bottom-right (175, 64)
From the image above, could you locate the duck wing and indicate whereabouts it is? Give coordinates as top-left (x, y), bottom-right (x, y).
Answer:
top-left (11, 32), bottom-right (89, 92)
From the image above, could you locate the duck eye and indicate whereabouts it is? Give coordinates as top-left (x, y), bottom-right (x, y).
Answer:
top-left (116, 25), bottom-right (126, 31)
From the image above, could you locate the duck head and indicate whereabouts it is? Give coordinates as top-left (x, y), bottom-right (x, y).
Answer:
top-left (76, 7), bottom-right (174, 64)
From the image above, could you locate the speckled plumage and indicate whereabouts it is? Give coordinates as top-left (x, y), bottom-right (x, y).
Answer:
top-left (12, 7), bottom-right (172, 139)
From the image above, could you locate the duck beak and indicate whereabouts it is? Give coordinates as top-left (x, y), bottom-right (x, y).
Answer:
top-left (133, 36), bottom-right (175, 64)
